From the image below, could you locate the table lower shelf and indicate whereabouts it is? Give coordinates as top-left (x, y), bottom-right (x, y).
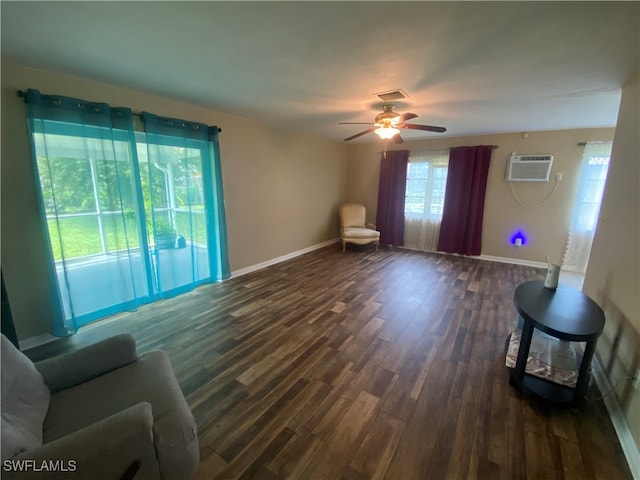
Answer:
top-left (505, 329), bottom-right (584, 388)
top-left (504, 331), bottom-right (592, 406)
top-left (507, 368), bottom-right (586, 406)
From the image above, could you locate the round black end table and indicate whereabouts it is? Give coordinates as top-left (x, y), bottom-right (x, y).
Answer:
top-left (506, 280), bottom-right (605, 406)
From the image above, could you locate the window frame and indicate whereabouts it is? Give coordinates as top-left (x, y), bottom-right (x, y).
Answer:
top-left (404, 150), bottom-right (450, 220)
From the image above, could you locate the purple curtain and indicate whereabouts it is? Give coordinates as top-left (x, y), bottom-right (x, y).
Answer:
top-left (376, 150), bottom-right (409, 246)
top-left (437, 146), bottom-right (492, 255)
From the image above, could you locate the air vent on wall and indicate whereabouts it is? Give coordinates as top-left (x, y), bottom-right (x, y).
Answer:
top-left (374, 89), bottom-right (408, 102)
top-left (505, 154), bottom-right (554, 182)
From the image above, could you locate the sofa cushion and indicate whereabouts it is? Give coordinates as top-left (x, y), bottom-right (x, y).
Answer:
top-left (1, 334), bottom-right (51, 461)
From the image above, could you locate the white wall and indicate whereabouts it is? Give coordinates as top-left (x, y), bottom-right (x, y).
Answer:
top-left (583, 72), bottom-right (640, 465)
top-left (346, 128), bottom-right (615, 265)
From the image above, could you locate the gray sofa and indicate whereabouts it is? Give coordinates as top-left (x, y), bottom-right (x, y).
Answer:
top-left (1, 334), bottom-right (199, 479)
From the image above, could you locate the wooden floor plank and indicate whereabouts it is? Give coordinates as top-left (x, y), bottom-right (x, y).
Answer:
top-left (266, 429), bottom-right (325, 480)
top-left (349, 410), bottom-right (405, 480)
top-left (301, 390), bottom-right (379, 480)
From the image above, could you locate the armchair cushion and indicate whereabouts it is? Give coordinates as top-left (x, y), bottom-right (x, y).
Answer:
top-left (342, 227), bottom-right (380, 239)
top-left (1, 334), bottom-right (50, 461)
top-left (35, 333), bottom-right (138, 394)
top-left (6, 403), bottom-right (161, 480)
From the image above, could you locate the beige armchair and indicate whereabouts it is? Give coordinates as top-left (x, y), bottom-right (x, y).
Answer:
top-left (339, 203), bottom-right (380, 252)
top-left (1, 333), bottom-right (198, 480)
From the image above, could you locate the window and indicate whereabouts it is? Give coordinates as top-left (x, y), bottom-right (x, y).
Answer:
top-left (574, 148), bottom-right (610, 232)
top-left (33, 126), bottom-right (139, 261)
top-left (404, 150), bottom-right (449, 219)
top-left (562, 141), bottom-right (612, 273)
top-left (403, 149), bottom-right (450, 252)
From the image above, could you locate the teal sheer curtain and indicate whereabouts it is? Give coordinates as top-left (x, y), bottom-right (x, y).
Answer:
top-left (140, 113), bottom-right (230, 297)
top-left (25, 91), bottom-right (230, 336)
top-left (26, 89), bottom-right (148, 336)
top-left (205, 125), bottom-right (231, 281)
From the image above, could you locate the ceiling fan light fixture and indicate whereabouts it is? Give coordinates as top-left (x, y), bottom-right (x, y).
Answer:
top-left (375, 126), bottom-right (400, 139)
top-left (375, 104), bottom-right (402, 125)
top-left (340, 104), bottom-right (446, 142)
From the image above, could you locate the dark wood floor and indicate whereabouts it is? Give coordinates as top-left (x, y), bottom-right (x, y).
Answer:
top-left (26, 245), bottom-right (632, 480)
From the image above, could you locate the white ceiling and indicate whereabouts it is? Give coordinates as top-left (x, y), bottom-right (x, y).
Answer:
top-left (2, 2), bottom-right (638, 143)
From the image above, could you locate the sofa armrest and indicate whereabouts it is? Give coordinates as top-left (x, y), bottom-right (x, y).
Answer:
top-left (365, 223), bottom-right (377, 230)
top-left (34, 334), bottom-right (138, 393)
top-left (3, 403), bottom-right (160, 480)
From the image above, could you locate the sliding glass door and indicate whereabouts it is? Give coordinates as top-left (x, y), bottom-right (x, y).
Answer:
top-left (136, 133), bottom-right (213, 297)
top-left (27, 91), bottom-right (227, 335)
top-left (31, 120), bottom-right (149, 333)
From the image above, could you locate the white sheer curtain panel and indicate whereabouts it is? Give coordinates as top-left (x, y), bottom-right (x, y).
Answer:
top-left (404, 149), bottom-right (450, 252)
top-left (562, 141), bottom-right (612, 273)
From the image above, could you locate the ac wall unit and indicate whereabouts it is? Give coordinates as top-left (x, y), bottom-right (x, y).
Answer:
top-left (505, 154), bottom-right (554, 182)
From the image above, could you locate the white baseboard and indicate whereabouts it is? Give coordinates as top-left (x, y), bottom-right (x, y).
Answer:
top-left (592, 356), bottom-right (640, 479)
top-left (478, 254), bottom-right (547, 269)
top-left (230, 239), bottom-right (339, 278)
top-left (402, 249), bottom-right (548, 270)
top-left (19, 332), bottom-right (58, 351)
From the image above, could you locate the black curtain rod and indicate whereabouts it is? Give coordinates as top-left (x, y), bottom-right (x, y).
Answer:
top-left (414, 145), bottom-right (499, 149)
top-left (17, 90), bottom-right (222, 133)
top-left (378, 145), bottom-right (499, 154)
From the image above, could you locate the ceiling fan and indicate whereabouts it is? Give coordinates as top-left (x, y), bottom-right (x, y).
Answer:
top-left (339, 104), bottom-right (446, 143)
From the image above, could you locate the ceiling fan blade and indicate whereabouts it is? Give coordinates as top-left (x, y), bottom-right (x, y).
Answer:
top-left (338, 122), bottom-right (375, 125)
top-left (344, 128), bottom-right (375, 141)
top-left (397, 112), bottom-right (418, 122)
top-left (402, 123), bottom-right (447, 133)
top-left (392, 133), bottom-right (404, 144)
